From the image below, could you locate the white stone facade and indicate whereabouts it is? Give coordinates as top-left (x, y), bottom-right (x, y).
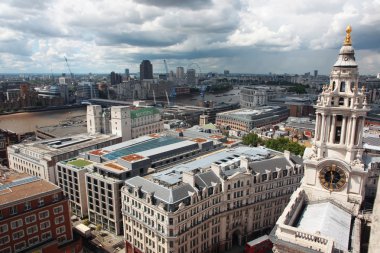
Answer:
top-left (122, 149), bottom-right (303, 253)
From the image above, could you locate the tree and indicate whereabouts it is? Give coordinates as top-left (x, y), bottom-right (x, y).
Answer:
top-left (82, 219), bottom-right (90, 226)
top-left (242, 133), bottom-right (264, 147)
top-left (265, 137), bottom-right (305, 156)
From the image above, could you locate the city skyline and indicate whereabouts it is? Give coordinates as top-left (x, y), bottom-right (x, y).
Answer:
top-left (0, 0), bottom-right (379, 75)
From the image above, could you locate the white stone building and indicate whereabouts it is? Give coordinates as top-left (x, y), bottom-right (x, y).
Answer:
top-left (240, 87), bottom-right (268, 108)
top-left (7, 133), bottom-right (121, 183)
top-left (87, 105), bottom-right (164, 141)
top-left (121, 147), bottom-right (304, 253)
top-left (271, 26), bottom-right (371, 253)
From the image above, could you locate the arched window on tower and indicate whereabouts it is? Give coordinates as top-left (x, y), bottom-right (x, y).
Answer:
top-left (332, 81), bottom-right (335, 91)
top-left (351, 82), bottom-right (355, 92)
top-left (340, 81), bottom-right (346, 92)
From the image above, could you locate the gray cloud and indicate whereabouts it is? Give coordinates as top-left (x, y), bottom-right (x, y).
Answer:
top-left (134, 0), bottom-right (212, 9)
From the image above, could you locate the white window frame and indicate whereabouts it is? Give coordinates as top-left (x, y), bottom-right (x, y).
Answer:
top-left (25, 214), bottom-right (36, 224)
top-left (0, 235), bottom-right (10, 245)
top-left (56, 225), bottom-right (66, 235)
top-left (38, 210), bottom-right (49, 220)
top-left (0, 247), bottom-right (11, 253)
top-left (12, 230), bottom-right (24, 240)
top-left (0, 224), bottom-right (8, 234)
top-left (26, 225), bottom-right (38, 235)
top-left (10, 219), bottom-right (23, 229)
top-left (53, 205), bottom-right (64, 215)
top-left (40, 220), bottom-right (50, 230)
top-left (54, 215), bottom-right (65, 225)
top-left (28, 235), bottom-right (39, 246)
top-left (14, 241), bottom-right (26, 253)
top-left (41, 231), bottom-right (52, 241)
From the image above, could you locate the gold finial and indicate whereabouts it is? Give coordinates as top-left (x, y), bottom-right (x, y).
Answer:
top-left (344, 25), bottom-right (352, 45)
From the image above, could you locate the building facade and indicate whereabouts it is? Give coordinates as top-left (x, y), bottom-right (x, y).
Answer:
top-left (271, 26), bottom-right (370, 253)
top-left (7, 133), bottom-right (121, 183)
top-left (87, 105), bottom-right (164, 141)
top-left (216, 106), bottom-right (289, 133)
top-left (0, 172), bottom-right (73, 253)
top-left (140, 60), bottom-right (153, 80)
top-left (121, 147), bottom-right (304, 253)
top-left (240, 87), bottom-right (268, 108)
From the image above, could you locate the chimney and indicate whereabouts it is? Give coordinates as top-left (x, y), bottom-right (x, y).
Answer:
top-left (182, 171), bottom-right (195, 187)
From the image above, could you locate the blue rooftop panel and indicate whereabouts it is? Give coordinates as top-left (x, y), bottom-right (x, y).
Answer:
top-left (103, 136), bottom-right (184, 160)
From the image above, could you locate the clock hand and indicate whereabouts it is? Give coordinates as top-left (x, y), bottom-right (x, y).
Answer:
top-left (330, 170), bottom-right (334, 190)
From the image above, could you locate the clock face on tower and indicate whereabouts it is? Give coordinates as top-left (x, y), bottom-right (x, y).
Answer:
top-left (319, 164), bottom-right (347, 191)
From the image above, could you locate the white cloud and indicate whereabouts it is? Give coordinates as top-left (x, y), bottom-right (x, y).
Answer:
top-left (0, 0), bottom-right (379, 74)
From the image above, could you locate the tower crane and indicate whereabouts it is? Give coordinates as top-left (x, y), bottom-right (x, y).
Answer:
top-left (64, 56), bottom-right (74, 80)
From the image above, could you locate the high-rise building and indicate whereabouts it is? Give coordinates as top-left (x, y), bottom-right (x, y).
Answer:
top-left (140, 60), bottom-right (153, 80)
top-left (271, 26), bottom-right (371, 253)
top-left (0, 171), bottom-right (74, 253)
top-left (224, 70), bottom-right (230, 75)
top-left (314, 70), bottom-right (318, 78)
top-left (186, 68), bottom-right (196, 86)
top-left (125, 68), bottom-right (130, 77)
top-left (176, 67), bottom-right (185, 79)
top-left (110, 71), bottom-right (122, 85)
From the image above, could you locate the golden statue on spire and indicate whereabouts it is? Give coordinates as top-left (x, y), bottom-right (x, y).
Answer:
top-left (344, 25), bottom-right (352, 45)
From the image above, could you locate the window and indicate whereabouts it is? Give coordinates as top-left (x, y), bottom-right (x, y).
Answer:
top-left (12, 230), bottom-right (24, 240)
top-left (55, 215), bottom-right (65, 225)
top-left (9, 206), bottom-right (17, 215)
top-left (38, 198), bottom-right (44, 207)
top-left (14, 241), bottom-right (26, 252)
top-left (0, 235), bottom-right (9, 245)
top-left (40, 220), bottom-right (50, 230)
top-left (25, 214), bottom-right (36, 224)
top-left (0, 247), bottom-right (11, 253)
top-left (39, 210), bottom-right (49, 220)
top-left (41, 231), bottom-right (52, 241)
top-left (24, 201), bottom-right (31, 211)
top-left (56, 225), bottom-right (66, 235)
top-left (11, 219), bottom-right (23, 229)
top-left (0, 224), bottom-right (8, 234)
top-left (28, 236), bottom-right (39, 246)
top-left (27, 225), bottom-right (38, 235)
top-left (57, 235), bottom-right (67, 244)
top-left (53, 194), bottom-right (59, 202)
top-left (53, 206), bottom-right (64, 215)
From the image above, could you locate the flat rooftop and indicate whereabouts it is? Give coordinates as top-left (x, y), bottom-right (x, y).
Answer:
top-left (0, 173), bottom-right (60, 206)
top-left (153, 146), bottom-right (272, 185)
top-left (217, 106), bottom-right (285, 119)
top-left (296, 201), bottom-right (351, 251)
top-left (10, 133), bottom-right (120, 158)
top-left (103, 135), bottom-right (184, 160)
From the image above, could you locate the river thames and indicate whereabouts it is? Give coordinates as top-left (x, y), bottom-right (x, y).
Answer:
top-left (0, 108), bottom-right (87, 133)
top-left (0, 87), bottom-right (241, 134)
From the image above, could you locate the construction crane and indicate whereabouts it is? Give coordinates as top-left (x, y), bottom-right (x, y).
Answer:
top-left (64, 56), bottom-right (74, 80)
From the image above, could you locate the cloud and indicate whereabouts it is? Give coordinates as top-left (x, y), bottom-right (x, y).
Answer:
top-left (0, 0), bottom-right (379, 74)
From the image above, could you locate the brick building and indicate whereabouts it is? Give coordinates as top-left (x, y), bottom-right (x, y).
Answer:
top-left (0, 171), bottom-right (75, 253)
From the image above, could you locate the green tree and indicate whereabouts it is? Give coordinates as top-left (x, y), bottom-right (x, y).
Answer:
top-left (242, 133), bottom-right (264, 147)
top-left (265, 137), bottom-right (305, 156)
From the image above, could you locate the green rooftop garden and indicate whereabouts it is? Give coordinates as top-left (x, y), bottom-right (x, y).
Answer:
top-left (67, 159), bottom-right (92, 167)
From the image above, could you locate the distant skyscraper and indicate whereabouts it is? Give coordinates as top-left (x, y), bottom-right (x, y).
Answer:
top-left (314, 70), bottom-right (318, 78)
top-left (110, 71), bottom-right (122, 85)
top-left (186, 68), bottom-right (196, 85)
top-left (224, 70), bottom-right (230, 75)
top-left (176, 66), bottom-right (184, 79)
top-left (140, 60), bottom-right (153, 80)
top-left (125, 68), bottom-right (130, 77)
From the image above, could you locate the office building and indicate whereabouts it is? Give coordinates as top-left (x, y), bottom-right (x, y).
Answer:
top-left (111, 71), bottom-right (122, 85)
top-left (240, 87), bottom-right (268, 108)
top-left (7, 133), bottom-right (121, 183)
top-left (271, 26), bottom-right (371, 253)
top-left (176, 67), bottom-right (185, 79)
top-left (87, 105), bottom-right (164, 141)
top-left (121, 147), bottom-right (304, 253)
top-left (216, 106), bottom-right (289, 133)
top-left (186, 69), bottom-right (196, 86)
top-left (140, 60), bottom-right (153, 80)
top-left (56, 134), bottom-right (222, 235)
top-left (0, 171), bottom-right (74, 253)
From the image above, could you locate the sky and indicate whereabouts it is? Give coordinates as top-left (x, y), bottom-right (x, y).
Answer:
top-left (0, 0), bottom-right (379, 75)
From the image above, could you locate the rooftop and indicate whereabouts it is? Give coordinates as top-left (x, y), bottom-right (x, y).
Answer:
top-left (121, 154), bottom-right (145, 162)
top-left (67, 159), bottom-right (93, 168)
top-left (10, 133), bottom-right (120, 158)
top-left (130, 107), bottom-right (160, 119)
top-left (0, 172), bottom-right (60, 206)
top-left (296, 201), bottom-right (351, 251)
top-left (217, 106), bottom-right (287, 120)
